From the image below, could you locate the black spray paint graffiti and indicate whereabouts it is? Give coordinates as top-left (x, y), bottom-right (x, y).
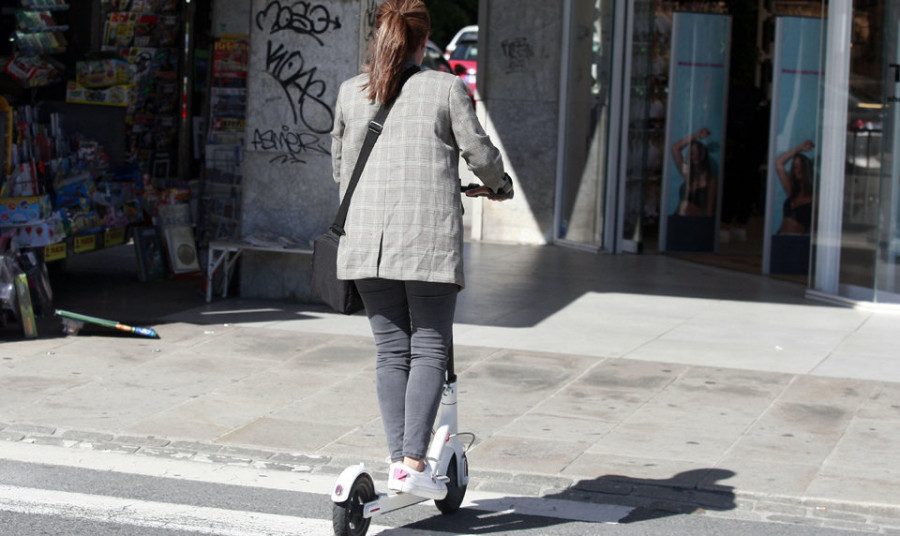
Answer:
top-left (252, 125), bottom-right (330, 165)
top-left (501, 37), bottom-right (535, 74)
top-left (253, 0), bottom-right (342, 163)
top-left (255, 1), bottom-right (341, 46)
top-left (264, 40), bottom-right (334, 134)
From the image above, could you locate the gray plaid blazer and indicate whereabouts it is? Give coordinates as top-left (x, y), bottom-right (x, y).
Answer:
top-left (331, 68), bottom-right (506, 288)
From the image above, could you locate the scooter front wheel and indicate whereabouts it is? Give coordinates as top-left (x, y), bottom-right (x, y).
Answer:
top-left (333, 473), bottom-right (375, 536)
top-left (435, 454), bottom-right (467, 514)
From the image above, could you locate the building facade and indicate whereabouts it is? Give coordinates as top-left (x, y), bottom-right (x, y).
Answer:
top-left (233, 0), bottom-right (900, 307)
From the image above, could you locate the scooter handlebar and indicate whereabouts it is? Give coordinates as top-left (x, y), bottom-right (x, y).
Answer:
top-left (460, 173), bottom-right (514, 200)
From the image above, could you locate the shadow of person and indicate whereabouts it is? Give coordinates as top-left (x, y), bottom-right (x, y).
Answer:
top-left (391, 495), bottom-right (631, 535)
top-left (390, 468), bottom-right (736, 533)
top-left (547, 468), bottom-right (737, 524)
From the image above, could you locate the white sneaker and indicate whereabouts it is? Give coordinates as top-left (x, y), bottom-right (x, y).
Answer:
top-left (388, 463), bottom-right (447, 500)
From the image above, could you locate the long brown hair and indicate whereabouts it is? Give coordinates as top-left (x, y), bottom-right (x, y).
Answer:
top-left (364, 0), bottom-right (430, 104)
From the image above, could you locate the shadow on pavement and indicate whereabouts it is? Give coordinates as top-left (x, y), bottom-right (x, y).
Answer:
top-left (3, 237), bottom-right (824, 341)
top-left (549, 468), bottom-right (737, 524)
top-left (392, 468), bottom-right (736, 533)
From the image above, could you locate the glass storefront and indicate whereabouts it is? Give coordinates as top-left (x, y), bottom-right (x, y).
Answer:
top-left (553, 0), bottom-right (896, 306)
top-left (836, 0), bottom-right (900, 303)
top-left (618, 0), bottom-right (666, 253)
top-left (555, 0), bottom-right (617, 250)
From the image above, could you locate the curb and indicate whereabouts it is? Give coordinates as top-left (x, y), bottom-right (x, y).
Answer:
top-left (2, 423), bottom-right (899, 533)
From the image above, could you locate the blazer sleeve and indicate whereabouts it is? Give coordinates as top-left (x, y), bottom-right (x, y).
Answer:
top-left (330, 82), bottom-right (345, 184)
top-left (448, 76), bottom-right (506, 192)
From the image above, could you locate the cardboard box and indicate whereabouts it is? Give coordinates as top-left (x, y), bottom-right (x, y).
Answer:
top-left (0, 195), bottom-right (53, 225)
top-left (66, 81), bottom-right (135, 107)
top-left (75, 59), bottom-right (132, 88)
top-left (2, 216), bottom-right (67, 248)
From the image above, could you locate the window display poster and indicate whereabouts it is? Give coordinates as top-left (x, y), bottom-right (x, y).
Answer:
top-left (763, 16), bottom-right (823, 274)
top-left (661, 12), bottom-right (731, 252)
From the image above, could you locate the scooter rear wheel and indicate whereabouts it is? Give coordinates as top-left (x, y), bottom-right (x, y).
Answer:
top-left (333, 473), bottom-right (375, 536)
top-left (435, 454), bottom-right (467, 514)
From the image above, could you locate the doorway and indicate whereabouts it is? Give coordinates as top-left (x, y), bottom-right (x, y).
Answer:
top-left (573, 0), bottom-right (828, 280)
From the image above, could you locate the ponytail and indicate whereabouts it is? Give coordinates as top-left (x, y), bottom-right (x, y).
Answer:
top-left (364, 0), bottom-right (430, 104)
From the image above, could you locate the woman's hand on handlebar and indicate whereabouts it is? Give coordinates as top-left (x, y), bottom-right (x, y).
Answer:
top-left (464, 185), bottom-right (507, 201)
top-left (462, 174), bottom-right (514, 201)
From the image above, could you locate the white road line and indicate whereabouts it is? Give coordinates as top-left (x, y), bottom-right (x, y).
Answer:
top-left (0, 484), bottom-right (398, 536)
top-left (0, 441), bottom-right (632, 525)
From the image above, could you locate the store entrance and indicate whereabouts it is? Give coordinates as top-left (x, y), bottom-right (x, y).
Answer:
top-left (836, 0), bottom-right (900, 304)
top-left (615, 0), bottom-right (824, 282)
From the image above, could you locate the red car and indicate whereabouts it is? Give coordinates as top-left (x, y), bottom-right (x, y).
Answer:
top-left (447, 38), bottom-right (477, 98)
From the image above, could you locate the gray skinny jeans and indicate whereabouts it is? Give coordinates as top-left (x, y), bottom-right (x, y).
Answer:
top-left (355, 278), bottom-right (458, 462)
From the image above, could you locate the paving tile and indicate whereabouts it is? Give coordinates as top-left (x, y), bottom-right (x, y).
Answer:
top-left (12, 352), bottom-right (265, 430)
top-left (709, 456), bottom-right (818, 495)
top-left (0, 338), bottom-right (72, 358)
top-left (805, 474), bottom-right (900, 506)
top-left (496, 413), bottom-right (615, 443)
top-left (211, 368), bottom-right (345, 402)
top-left (817, 418), bottom-right (900, 482)
top-left (187, 326), bottom-right (335, 362)
top-left (3, 341), bottom-right (164, 379)
top-left (725, 383), bottom-right (866, 466)
top-left (319, 420), bottom-right (389, 462)
top-left (471, 436), bottom-right (591, 475)
top-left (692, 300), bottom-right (869, 332)
top-left (535, 387), bottom-right (656, 423)
top-left (857, 384), bottom-right (900, 420)
top-left (626, 337), bottom-right (834, 375)
top-left (217, 417), bottom-right (348, 452)
top-left (0, 375), bottom-right (90, 414)
top-left (269, 375), bottom-right (379, 426)
top-left (585, 419), bottom-right (741, 464)
top-left (561, 452), bottom-right (716, 489)
top-left (279, 336), bottom-right (376, 374)
top-left (461, 349), bottom-right (597, 403)
top-left (125, 393), bottom-right (286, 441)
top-left (813, 350), bottom-right (900, 383)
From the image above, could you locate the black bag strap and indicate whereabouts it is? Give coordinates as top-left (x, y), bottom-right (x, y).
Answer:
top-left (331, 66), bottom-right (420, 235)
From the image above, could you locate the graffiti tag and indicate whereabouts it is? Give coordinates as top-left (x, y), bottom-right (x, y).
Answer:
top-left (252, 125), bottom-right (330, 164)
top-left (255, 1), bottom-right (341, 46)
top-left (501, 37), bottom-right (534, 74)
top-left (264, 41), bottom-right (334, 134)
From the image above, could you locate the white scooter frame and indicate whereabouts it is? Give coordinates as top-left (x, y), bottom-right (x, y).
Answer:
top-left (331, 350), bottom-right (473, 536)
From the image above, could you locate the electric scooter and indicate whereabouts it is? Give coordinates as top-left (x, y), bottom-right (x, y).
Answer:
top-left (330, 343), bottom-right (475, 536)
top-left (331, 182), bottom-right (506, 536)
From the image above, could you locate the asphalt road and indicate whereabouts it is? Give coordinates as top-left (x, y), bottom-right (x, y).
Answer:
top-left (0, 450), bottom-right (865, 536)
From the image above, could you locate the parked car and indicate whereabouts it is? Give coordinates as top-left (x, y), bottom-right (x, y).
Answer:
top-left (447, 38), bottom-right (477, 97)
top-left (444, 25), bottom-right (478, 59)
top-left (422, 40), bottom-right (453, 74)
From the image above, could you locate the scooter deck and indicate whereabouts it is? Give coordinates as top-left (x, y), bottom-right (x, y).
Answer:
top-left (363, 490), bottom-right (427, 517)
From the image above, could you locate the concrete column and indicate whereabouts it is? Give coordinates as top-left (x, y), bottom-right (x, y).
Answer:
top-left (239, 0), bottom-right (377, 300)
top-left (475, 0), bottom-right (565, 244)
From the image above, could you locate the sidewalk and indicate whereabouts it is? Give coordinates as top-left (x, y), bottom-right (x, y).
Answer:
top-left (2, 242), bottom-right (900, 531)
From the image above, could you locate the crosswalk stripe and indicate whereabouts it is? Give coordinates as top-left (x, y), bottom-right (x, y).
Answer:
top-left (0, 442), bottom-right (632, 528)
top-left (0, 484), bottom-right (417, 536)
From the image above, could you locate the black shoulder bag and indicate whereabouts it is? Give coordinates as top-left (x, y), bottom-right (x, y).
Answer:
top-left (310, 67), bottom-right (419, 314)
